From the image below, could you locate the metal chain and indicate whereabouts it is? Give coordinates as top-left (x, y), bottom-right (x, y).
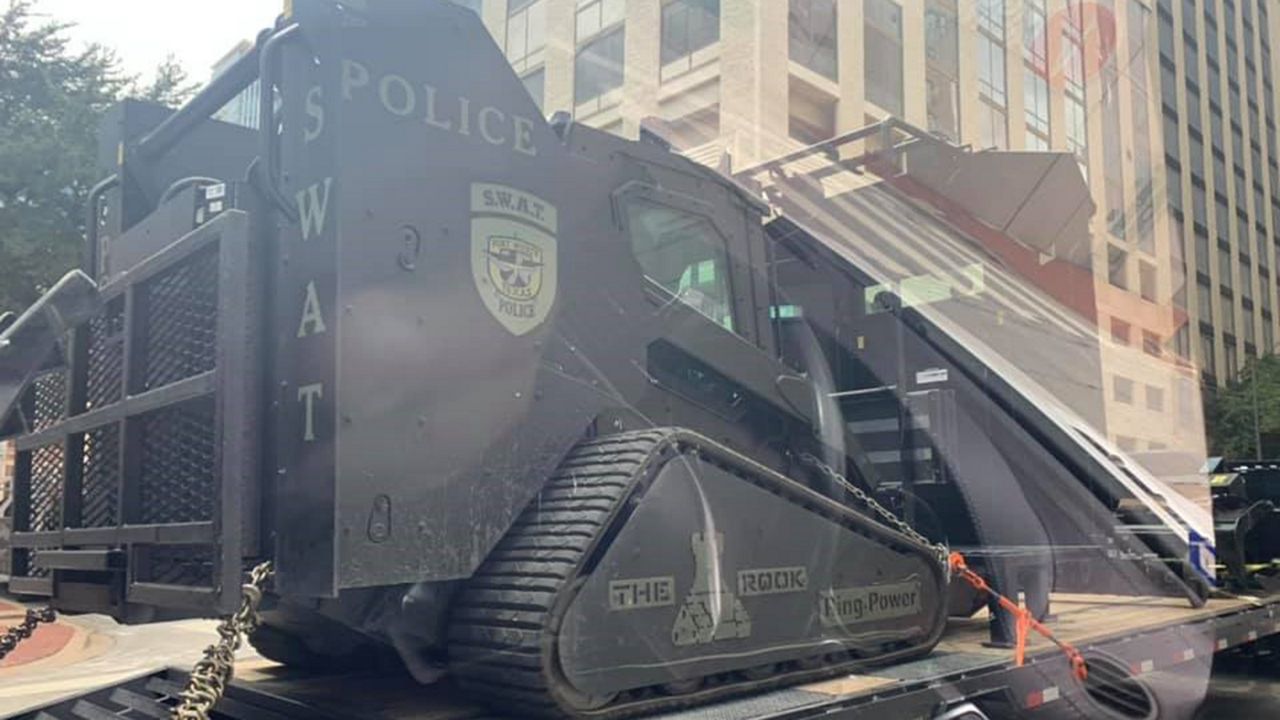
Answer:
top-left (801, 453), bottom-right (950, 566)
top-left (0, 607), bottom-right (57, 661)
top-left (172, 561), bottom-right (274, 720)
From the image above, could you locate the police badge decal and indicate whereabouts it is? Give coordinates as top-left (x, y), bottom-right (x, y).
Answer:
top-left (470, 183), bottom-right (558, 335)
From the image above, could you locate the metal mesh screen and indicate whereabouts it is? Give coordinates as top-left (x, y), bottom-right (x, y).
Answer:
top-left (141, 247), bottom-right (219, 391)
top-left (138, 398), bottom-right (217, 524)
top-left (80, 423), bottom-right (121, 528)
top-left (139, 544), bottom-right (215, 587)
top-left (26, 443), bottom-right (64, 532)
top-left (86, 299), bottom-right (125, 411)
top-left (13, 548), bottom-right (49, 579)
top-left (30, 371), bottom-right (67, 431)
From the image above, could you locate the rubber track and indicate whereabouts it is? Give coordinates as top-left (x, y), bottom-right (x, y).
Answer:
top-left (448, 431), bottom-right (665, 717)
top-left (447, 429), bottom-right (945, 719)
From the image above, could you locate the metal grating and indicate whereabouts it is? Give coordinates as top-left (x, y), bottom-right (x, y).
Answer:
top-left (26, 443), bottom-right (64, 532)
top-left (85, 299), bottom-right (126, 410)
top-left (138, 398), bottom-right (217, 524)
top-left (29, 371), bottom-right (67, 431)
top-left (13, 548), bottom-right (49, 579)
top-left (80, 423), bottom-right (121, 528)
top-left (140, 544), bottom-right (215, 587)
top-left (141, 247), bottom-right (219, 390)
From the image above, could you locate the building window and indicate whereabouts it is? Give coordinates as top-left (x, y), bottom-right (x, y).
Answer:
top-left (1108, 245), bottom-right (1128, 289)
top-left (788, 81), bottom-right (836, 144)
top-left (1143, 330), bottom-right (1163, 356)
top-left (1114, 375), bottom-right (1135, 404)
top-left (1225, 340), bottom-right (1239, 382)
top-left (1111, 317), bottom-right (1132, 345)
top-left (1128, 0), bottom-right (1154, 249)
top-left (575, 27), bottom-right (625, 108)
top-left (1243, 304), bottom-right (1256, 345)
top-left (660, 0), bottom-right (719, 67)
top-left (1198, 278), bottom-right (1215, 324)
top-left (978, 100), bottom-right (1008, 150)
top-left (1201, 330), bottom-right (1217, 378)
top-left (521, 68), bottom-right (545, 112)
top-left (977, 33), bottom-right (1007, 106)
top-left (865, 0), bottom-right (904, 116)
top-left (978, 0), bottom-right (1005, 35)
top-left (926, 1), bottom-right (960, 141)
top-left (506, 0), bottom-right (547, 74)
top-left (1220, 245), bottom-right (1234, 290)
top-left (577, 0), bottom-right (624, 38)
top-left (1146, 384), bottom-right (1165, 411)
top-left (1054, 14), bottom-right (1085, 174)
top-left (1221, 289), bottom-right (1236, 335)
top-left (1066, 95), bottom-right (1089, 177)
top-left (789, 0), bottom-right (838, 81)
top-left (1174, 324), bottom-right (1192, 359)
top-left (977, 12), bottom-right (1007, 151)
top-left (1101, 51), bottom-right (1126, 239)
top-left (1139, 260), bottom-right (1158, 301)
top-left (1024, 68), bottom-right (1050, 149)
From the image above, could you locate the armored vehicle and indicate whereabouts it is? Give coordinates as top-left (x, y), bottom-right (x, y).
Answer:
top-left (0, 2), bottom-right (1213, 717)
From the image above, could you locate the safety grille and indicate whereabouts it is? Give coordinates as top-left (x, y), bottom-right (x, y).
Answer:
top-left (138, 398), bottom-right (217, 524)
top-left (30, 371), bottom-right (67, 431)
top-left (85, 299), bottom-right (125, 410)
top-left (14, 548), bottom-right (49, 579)
top-left (140, 247), bottom-right (219, 391)
top-left (80, 423), bottom-right (121, 528)
top-left (26, 443), bottom-right (65, 532)
top-left (139, 545), bottom-right (215, 587)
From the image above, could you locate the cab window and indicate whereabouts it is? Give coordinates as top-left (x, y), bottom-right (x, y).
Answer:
top-left (625, 200), bottom-right (735, 331)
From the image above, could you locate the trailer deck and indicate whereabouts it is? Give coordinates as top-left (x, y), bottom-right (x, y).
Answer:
top-left (17, 591), bottom-right (1280, 720)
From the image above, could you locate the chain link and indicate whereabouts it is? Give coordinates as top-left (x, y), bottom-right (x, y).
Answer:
top-left (0, 607), bottom-right (57, 661)
top-left (801, 453), bottom-right (950, 567)
top-left (172, 561), bottom-right (274, 720)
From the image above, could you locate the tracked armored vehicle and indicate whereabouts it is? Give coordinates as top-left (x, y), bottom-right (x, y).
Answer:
top-left (0, 2), bottom-right (1215, 718)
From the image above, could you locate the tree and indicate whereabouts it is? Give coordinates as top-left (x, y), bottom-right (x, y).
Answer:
top-left (1207, 355), bottom-right (1280, 459)
top-left (0, 3), bottom-right (203, 317)
top-left (136, 53), bottom-right (200, 107)
top-left (0, 0), bottom-right (128, 315)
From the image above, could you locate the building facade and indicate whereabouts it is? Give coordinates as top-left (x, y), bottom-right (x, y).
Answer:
top-left (452, 0), bottom-right (1280, 455)
top-left (1156, 0), bottom-right (1280, 390)
top-left (210, 39), bottom-right (262, 127)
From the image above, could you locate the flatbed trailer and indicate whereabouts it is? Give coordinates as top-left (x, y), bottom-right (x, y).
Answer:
top-left (17, 591), bottom-right (1280, 720)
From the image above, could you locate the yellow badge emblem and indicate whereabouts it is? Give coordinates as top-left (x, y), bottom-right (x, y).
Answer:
top-left (471, 183), bottom-right (557, 336)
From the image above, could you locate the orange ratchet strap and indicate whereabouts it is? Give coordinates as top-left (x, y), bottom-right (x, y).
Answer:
top-left (948, 552), bottom-right (1088, 682)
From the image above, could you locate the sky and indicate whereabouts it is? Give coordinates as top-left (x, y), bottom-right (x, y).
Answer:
top-left (33, 0), bottom-right (281, 84)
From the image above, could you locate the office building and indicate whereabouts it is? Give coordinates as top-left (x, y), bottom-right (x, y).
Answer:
top-left (446, 1), bottom-right (1277, 458)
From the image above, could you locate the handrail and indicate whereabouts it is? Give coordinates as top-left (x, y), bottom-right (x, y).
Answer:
top-left (734, 117), bottom-right (938, 179)
top-left (257, 23), bottom-right (303, 221)
top-left (135, 27), bottom-right (271, 160)
top-left (83, 173), bottom-right (120, 278)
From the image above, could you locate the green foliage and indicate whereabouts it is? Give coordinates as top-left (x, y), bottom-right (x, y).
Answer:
top-left (135, 53), bottom-right (199, 107)
top-left (0, 0), bottom-right (128, 314)
top-left (1207, 355), bottom-right (1280, 459)
top-left (0, 1), bottom-right (201, 316)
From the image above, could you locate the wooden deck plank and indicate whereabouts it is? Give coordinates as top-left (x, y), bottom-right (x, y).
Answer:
top-left (800, 592), bottom-right (1263, 698)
